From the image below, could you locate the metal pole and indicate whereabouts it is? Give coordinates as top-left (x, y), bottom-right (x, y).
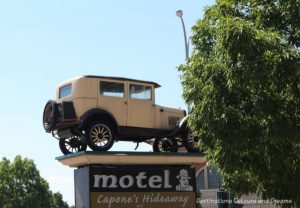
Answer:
top-left (179, 16), bottom-right (189, 59)
top-left (176, 10), bottom-right (189, 59)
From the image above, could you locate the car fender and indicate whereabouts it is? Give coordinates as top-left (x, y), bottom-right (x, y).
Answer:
top-left (179, 115), bottom-right (188, 129)
top-left (168, 115), bottom-right (189, 137)
top-left (78, 108), bottom-right (119, 133)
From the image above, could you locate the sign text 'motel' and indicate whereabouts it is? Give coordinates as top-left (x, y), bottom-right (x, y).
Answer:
top-left (93, 170), bottom-right (172, 189)
top-left (90, 166), bottom-right (195, 192)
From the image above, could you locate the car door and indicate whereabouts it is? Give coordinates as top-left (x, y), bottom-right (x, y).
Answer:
top-left (126, 83), bottom-right (154, 128)
top-left (97, 80), bottom-right (127, 126)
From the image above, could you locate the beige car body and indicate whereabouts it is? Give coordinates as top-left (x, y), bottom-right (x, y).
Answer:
top-left (43, 75), bottom-right (202, 154)
top-left (55, 76), bottom-right (185, 132)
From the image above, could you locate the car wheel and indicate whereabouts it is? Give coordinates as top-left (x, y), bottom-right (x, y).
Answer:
top-left (43, 100), bottom-right (58, 131)
top-left (182, 131), bottom-right (201, 152)
top-left (59, 136), bottom-right (87, 155)
top-left (153, 137), bottom-right (178, 153)
top-left (86, 121), bottom-right (115, 151)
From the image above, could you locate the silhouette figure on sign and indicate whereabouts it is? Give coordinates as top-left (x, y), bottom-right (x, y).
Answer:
top-left (176, 169), bottom-right (193, 191)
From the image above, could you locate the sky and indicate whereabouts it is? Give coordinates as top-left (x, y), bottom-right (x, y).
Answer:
top-left (0, 0), bottom-right (215, 205)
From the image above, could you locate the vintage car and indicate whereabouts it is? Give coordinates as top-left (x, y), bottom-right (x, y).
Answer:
top-left (42, 76), bottom-right (200, 155)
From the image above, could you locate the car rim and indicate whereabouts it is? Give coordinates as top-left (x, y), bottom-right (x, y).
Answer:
top-left (65, 137), bottom-right (81, 153)
top-left (188, 134), bottom-right (199, 149)
top-left (158, 138), bottom-right (173, 152)
top-left (90, 124), bottom-right (112, 147)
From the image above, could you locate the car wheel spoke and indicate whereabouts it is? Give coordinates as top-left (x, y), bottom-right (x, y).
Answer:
top-left (59, 136), bottom-right (87, 155)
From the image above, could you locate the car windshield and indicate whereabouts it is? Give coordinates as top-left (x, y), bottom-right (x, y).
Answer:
top-left (59, 84), bottom-right (72, 98)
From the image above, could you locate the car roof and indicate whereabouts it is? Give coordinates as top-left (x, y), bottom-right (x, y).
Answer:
top-left (84, 75), bottom-right (161, 88)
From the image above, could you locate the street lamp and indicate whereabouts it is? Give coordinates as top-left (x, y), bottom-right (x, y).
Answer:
top-left (176, 10), bottom-right (190, 59)
top-left (176, 10), bottom-right (192, 115)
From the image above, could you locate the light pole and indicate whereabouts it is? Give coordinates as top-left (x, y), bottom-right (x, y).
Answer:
top-left (176, 10), bottom-right (190, 59)
top-left (176, 10), bottom-right (192, 115)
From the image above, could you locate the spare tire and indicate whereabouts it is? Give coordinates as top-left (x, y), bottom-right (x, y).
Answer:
top-left (43, 100), bottom-right (58, 131)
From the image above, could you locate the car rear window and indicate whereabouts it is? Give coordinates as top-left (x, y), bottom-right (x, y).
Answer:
top-left (100, 81), bottom-right (124, 97)
top-left (59, 84), bottom-right (72, 98)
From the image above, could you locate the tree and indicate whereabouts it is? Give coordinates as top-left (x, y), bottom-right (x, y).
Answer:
top-left (179, 0), bottom-right (300, 207)
top-left (0, 156), bottom-right (72, 208)
top-left (52, 192), bottom-right (70, 208)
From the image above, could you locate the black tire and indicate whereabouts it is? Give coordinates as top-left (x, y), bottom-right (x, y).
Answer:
top-left (182, 131), bottom-right (201, 152)
top-left (43, 100), bottom-right (58, 131)
top-left (86, 121), bottom-right (115, 151)
top-left (153, 137), bottom-right (178, 153)
top-left (59, 136), bottom-right (87, 155)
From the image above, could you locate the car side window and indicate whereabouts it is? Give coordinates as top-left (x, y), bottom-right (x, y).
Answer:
top-left (129, 84), bottom-right (152, 100)
top-left (100, 81), bottom-right (124, 98)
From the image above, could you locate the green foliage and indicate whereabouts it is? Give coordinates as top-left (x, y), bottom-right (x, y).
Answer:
top-left (0, 156), bottom-right (72, 208)
top-left (52, 192), bottom-right (70, 208)
top-left (179, 0), bottom-right (300, 207)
